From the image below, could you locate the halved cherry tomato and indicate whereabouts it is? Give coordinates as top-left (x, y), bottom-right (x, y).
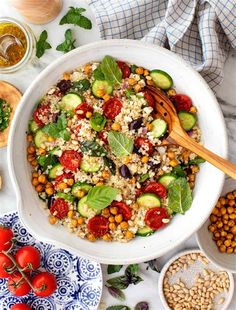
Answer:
top-left (0, 253), bottom-right (14, 278)
top-left (50, 198), bottom-right (69, 219)
top-left (143, 181), bottom-right (167, 198)
top-left (75, 102), bottom-right (93, 119)
top-left (134, 137), bottom-right (154, 155)
top-left (109, 202), bottom-right (132, 220)
top-left (33, 105), bottom-right (51, 127)
top-left (32, 271), bottom-right (57, 297)
top-left (54, 173), bottom-right (73, 187)
top-left (87, 216), bottom-right (109, 237)
top-left (135, 188), bottom-right (142, 197)
top-left (7, 273), bottom-right (31, 296)
top-left (0, 226), bottom-right (14, 252)
top-left (117, 61), bottom-right (131, 79)
top-left (102, 97), bottom-right (122, 120)
top-left (11, 304), bottom-right (32, 310)
top-left (145, 207), bottom-right (170, 230)
top-left (59, 150), bottom-right (81, 171)
top-left (15, 246), bottom-right (41, 273)
top-left (171, 94), bottom-right (192, 112)
top-left (98, 131), bottom-right (108, 144)
top-left (143, 90), bottom-right (155, 109)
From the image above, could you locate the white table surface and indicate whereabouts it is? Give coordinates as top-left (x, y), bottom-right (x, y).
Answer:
top-left (0, 0), bottom-right (235, 309)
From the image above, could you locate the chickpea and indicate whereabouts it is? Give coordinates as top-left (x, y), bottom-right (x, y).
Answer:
top-left (32, 178), bottom-right (39, 186)
top-left (211, 208), bottom-right (219, 216)
top-left (188, 174), bottom-right (195, 182)
top-left (229, 213), bottom-right (236, 220)
top-left (216, 221), bottom-right (223, 228)
top-left (169, 159), bottom-right (179, 167)
top-left (38, 147), bottom-right (46, 155)
top-left (96, 182), bottom-right (104, 186)
top-left (71, 219), bottom-right (78, 228)
top-left (77, 190), bottom-right (85, 198)
top-left (86, 111), bottom-right (92, 119)
top-left (110, 207), bottom-right (118, 215)
top-left (27, 145), bottom-right (35, 154)
top-left (228, 220), bottom-right (235, 227)
top-left (67, 211), bottom-right (74, 218)
top-left (111, 123), bottom-right (121, 131)
top-left (224, 225), bottom-right (229, 231)
top-left (146, 79), bottom-right (154, 86)
top-left (45, 187), bottom-right (54, 196)
top-left (228, 200), bottom-right (235, 207)
top-left (234, 248), bottom-right (236, 253)
top-left (227, 247), bottom-right (233, 253)
top-left (67, 178), bottom-right (74, 186)
top-left (191, 165), bottom-right (199, 173)
top-left (87, 233), bottom-right (96, 242)
top-left (216, 201), bottom-right (221, 208)
top-left (143, 69), bottom-right (149, 76)
top-left (220, 207), bottom-right (227, 215)
top-left (49, 216), bottom-right (57, 225)
top-left (32, 171), bottom-right (39, 178)
top-left (214, 231), bottom-right (220, 238)
top-left (208, 224), bottom-right (216, 233)
top-left (233, 190), bottom-right (236, 197)
top-left (31, 160), bottom-right (38, 167)
top-left (109, 216), bottom-right (115, 223)
top-left (57, 182), bottom-right (67, 190)
top-left (103, 94), bottom-right (110, 102)
top-left (219, 197), bottom-right (226, 205)
top-left (123, 156), bottom-right (131, 164)
top-left (224, 239), bottom-right (231, 247)
top-left (77, 217), bottom-right (84, 225)
top-left (35, 184), bottom-right (44, 192)
top-left (135, 67), bottom-right (144, 75)
top-left (134, 84), bottom-right (142, 92)
top-left (102, 208), bottom-right (110, 218)
top-left (221, 231), bottom-right (227, 237)
top-left (128, 78), bottom-right (136, 86)
top-left (167, 151), bottom-right (175, 159)
top-left (47, 136), bottom-right (54, 142)
top-left (131, 203), bottom-right (139, 210)
top-left (102, 170), bottom-right (110, 179)
top-left (46, 182), bottom-right (53, 188)
top-left (115, 214), bottom-right (123, 223)
top-left (27, 154), bottom-right (35, 162)
top-left (63, 72), bottom-right (70, 80)
top-left (125, 231), bottom-right (134, 240)
top-left (27, 134), bottom-right (33, 142)
top-left (120, 221), bottom-right (129, 230)
top-left (227, 193), bottom-right (234, 200)
top-left (96, 89), bottom-right (105, 97)
top-left (226, 233), bottom-right (234, 240)
top-left (219, 244), bottom-right (226, 253)
top-left (38, 174), bottom-right (47, 184)
top-left (231, 225), bottom-right (236, 235)
top-left (109, 223), bottom-right (116, 230)
top-left (223, 214), bottom-right (229, 220)
top-left (216, 240), bottom-right (223, 247)
top-left (231, 241), bottom-right (236, 247)
top-left (141, 156), bottom-right (149, 163)
top-left (210, 215), bottom-right (217, 223)
top-left (102, 233), bottom-right (112, 241)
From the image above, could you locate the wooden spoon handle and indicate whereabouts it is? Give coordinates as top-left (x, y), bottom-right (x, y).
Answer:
top-left (170, 130), bottom-right (236, 179)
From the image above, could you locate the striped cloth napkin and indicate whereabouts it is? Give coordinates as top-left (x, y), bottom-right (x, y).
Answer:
top-left (88, 0), bottom-right (236, 90)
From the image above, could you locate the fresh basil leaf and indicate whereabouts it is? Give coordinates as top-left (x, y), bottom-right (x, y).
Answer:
top-left (106, 286), bottom-right (125, 301)
top-left (36, 30), bottom-right (52, 58)
top-left (139, 173), bottom-right (149, 183)
top-left (72, 79), bottom-right (91, 91)
top-left (108, 131), bottom-right (133, 158)
top-left (103, 156), bottom-right (116, 175)
top-left (131, 275), bottom-right (143, 285)
top-left (37, 154), bottom-right (58, 171)
top-left (0, 98), bottom-right (11, 132)
top-left (172, 165), bottom-right (186, 177)
top-left (42, 123), bottom-right (59, 138)
top-left (93, 66), bottom-right (105, 80)
top-left (106, 306), bottom-right (130, 310)
top-left (144, 259), bottom-right (160, 273)
top-left (57, 113), bottom-right (67, 130)
top-left (106, 276), bottom-right (129, 290)
top-left (90, 112), bottom-right (106, 132)
top-left (168, 177), bottom-right (192, 214)
top-left (56, 29), bottom-right (76, 53)
top-left (81, 140), bottom-right (107, 157)
top-left (130, 64), bottom-right (137, 73)
top-left (59, 129), bottom-right (70, 141)
top-left (59, 7), bottom-right (92, 29)
top-left (188, 157), bottom-right (205, 165)
top-left (135, 302), bottom-right (149, 310)
top-left (125, 264), bottom-right (138, 277)
top-left (86, 186), bottom-right (119, 210)
top-left (108, 265), bottom-right (123, 274)
top-left (100, 55), bottom-right (122, 86)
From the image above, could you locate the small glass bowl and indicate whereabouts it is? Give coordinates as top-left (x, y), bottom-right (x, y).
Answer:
top-left (0, 17), bottom-right (36, 73)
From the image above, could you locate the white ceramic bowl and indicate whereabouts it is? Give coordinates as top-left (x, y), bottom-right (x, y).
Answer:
top-left (197, 178), bottom-right (236, 273)
top-left (8, 40), bottom-right (227, 264)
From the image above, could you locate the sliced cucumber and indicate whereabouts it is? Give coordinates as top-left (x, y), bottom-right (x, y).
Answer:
top-left (29, 120), bottom-right (39, 133)
top-left (34, 130), bottom-right (48, 148)
top-left (178, 111), bottom-right (197, 131)
top-left (59, 93), bottom-right (82, 114)
top-left (56, 192), bottom-right (75, 203)
top-left (151, 118), bottom-right (167, 138)
top-left (77, 196), bottom-right (98, 218)
top-left (137, 193), bottom-right (161, 208)
top-left (158, 173), bottom-right (177, 188)
top-left (92, 80), bottom-right (113, 98)
top-left (150, 69), bottom-right (173, 90)
top-left (72, 182), bottom-right (93, 197)
top-left (136, 226), bottom-right (154, 237)
top-left (80, 157), bottom-right (101, 173)
top-left (48, 163), bottom-right (63, 179)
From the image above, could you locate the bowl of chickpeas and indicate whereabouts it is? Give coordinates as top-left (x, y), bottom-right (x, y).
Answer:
top-left (197, 178), bottom-right (236, 273)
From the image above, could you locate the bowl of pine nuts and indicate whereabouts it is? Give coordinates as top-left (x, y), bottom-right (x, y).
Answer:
top-left (158, 249), bottom-right (234, 310)
top-left (197, 178), bottom-right (236, 273)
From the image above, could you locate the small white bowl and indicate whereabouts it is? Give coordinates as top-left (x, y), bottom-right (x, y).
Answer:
top-left (197, 178), bottom-right (236, 273)
top-left (158, 249), bottom-right (234, 310)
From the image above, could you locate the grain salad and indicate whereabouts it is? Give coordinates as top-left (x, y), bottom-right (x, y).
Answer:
top-left (26, 55), bottom-right (203, 242)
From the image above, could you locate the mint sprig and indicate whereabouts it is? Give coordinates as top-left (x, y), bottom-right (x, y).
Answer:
top-left (59, 7), bottom-right (92, 29)
top-left (56, 29), bottom-right (76, 53)
top-left (36, 30), bottom-right (52, 58)
top-left (42, 113), bottom-right (70, 141)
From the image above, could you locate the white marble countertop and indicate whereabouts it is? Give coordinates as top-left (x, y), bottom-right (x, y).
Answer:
top-left (0, 0), bottom-right (236, 309)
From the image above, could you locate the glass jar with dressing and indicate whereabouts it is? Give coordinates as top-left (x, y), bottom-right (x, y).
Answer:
top-left (0, 17), bottom-right (36, 73)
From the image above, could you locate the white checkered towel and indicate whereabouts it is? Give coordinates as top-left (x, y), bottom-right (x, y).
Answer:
top-left (88, 0), bottom-right (236, 90)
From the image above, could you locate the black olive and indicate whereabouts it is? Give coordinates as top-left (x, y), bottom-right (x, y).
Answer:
top-left (52, 113), bottom-right (58, 123)
top-left (57, 79), bottom-right (72, 93)
top-left (133, 145), bottom-right (140, 155)
top-left (47, 196), bottom-right (55, 208)
top-left (128, 117), bottom-right (143, 131)
top-left (119, 164), bottom-right (132, 179)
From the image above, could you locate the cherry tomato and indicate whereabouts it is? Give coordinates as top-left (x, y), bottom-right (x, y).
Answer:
top-left (0, 226), bottom-right (14, 252)
top-left (75, 102), bottom-right (93, 119)
top-left (32, 271), bottom-right (57, 297)
top-left (102, 97), bottom-right (122, 120)
top-left (117, 61), bottom-right (131, 79)
top-left (135, 188), bottom-right (142, 197)
top-left (143, 181), bottom-right (167, 198)
top-left (15, 246), bottom-right (41, 273)
top-left (54, 173), bottom-right (73, 187)
top-left (50, 198), bottom-right (69, 219)
top-left (143, 90), bottom-right (155, 109)
top-left (145, 207), bottom-right (170, 230)
top-left (0, 253), bottom-right (14, 278)
top-left (109, 202), bottom-right (132, 220)
top-left (171, 94), bottom-right (192, 112)
top-left (11, 303), bottom-right (32, 310)
top-left (7, 273), bottom-right (31, 296)
top-left (98, 131), bottom-right (108, 144)
top-left (134, 137), bottom-right (154, 155)
top-left (87, 216), bottom-right (109, 237)
top-left (59, 150), bottom-right (81, 171)
top-left (33, 105), bottom-right (51, 127)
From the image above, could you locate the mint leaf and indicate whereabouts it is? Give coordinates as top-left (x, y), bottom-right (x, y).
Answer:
top-left (86, 186), bottom-right (119, 210)
top-left (106, 306), bottom-right (130, 310)
top-left (42, 113), bottom-right (70, 141)
top-left (37, 154), bottom-right (58, 171)
top-left (168, 178), bottom-right (192, 214)
top-left (93, 66), bottom-right (105, 80)
top-left (106, 276), bottom-right (129, 290)
top-left (100, 55), bottom-right (122, 86)
top-left (42, 123), bottom-right (59, 138)
top-left (0, 98), bottom-right (11, 132)
top-left (108, 131), bottom-right (133, 158)
top-left (57, 113), bottom-right (67, 130)
top-left (172, 165), bottom-right (186, 177)
top-left (36, 30), bottom-right (51, 58)
top-left (59, 7), bottom-right (92, 29)
top-left (108, 265), bottom-right (123, 274)
top-left (103, 156), bottom-right (116, 175)
top-left (106, 286), bottom-right (126, 301)
top-left (72, 79), bottom-right (91, 91)
top-left (59, 129), bottom-right (70, 141)
top-left (56, 29), bottom-right (76, 53)
top-left (188, 157), bottom-right (205, 165)
top-left (81, 140), bottom-right (107, 157)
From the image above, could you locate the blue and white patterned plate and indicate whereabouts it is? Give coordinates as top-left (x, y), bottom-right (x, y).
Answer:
top-left (0, 212), bottom-right (103, 310)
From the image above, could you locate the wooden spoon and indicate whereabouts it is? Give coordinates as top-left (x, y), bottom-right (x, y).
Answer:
top-left (147, 86), bottom-right (236, 179)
